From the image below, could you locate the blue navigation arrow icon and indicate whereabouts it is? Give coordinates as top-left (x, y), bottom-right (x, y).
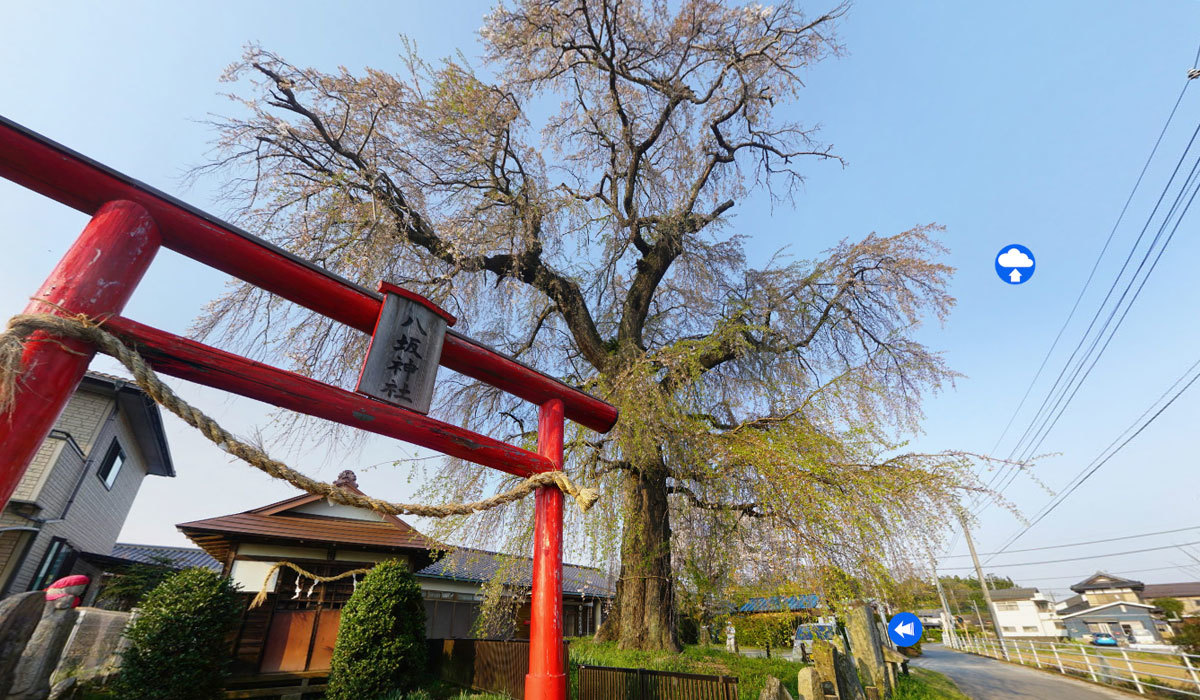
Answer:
top-left (887, 612), bottom-right (924, 647)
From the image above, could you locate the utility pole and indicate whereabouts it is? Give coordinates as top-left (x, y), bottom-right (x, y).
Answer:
top-left (930, 555), bottom-right (958, 647)
top-left (971, 600), bottom-right (985, 635)
top-left (958, 510), bottom-right (1004, 642)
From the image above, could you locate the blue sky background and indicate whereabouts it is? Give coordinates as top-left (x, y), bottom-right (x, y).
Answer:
top-left (3, 1), bottom-right (1200, 599)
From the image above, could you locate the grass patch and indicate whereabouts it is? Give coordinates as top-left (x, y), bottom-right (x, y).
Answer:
top-left (382, 681), bottom-right (509, 699)
top-left (893, 667), bottom-right (970, 700)
top-left (568, 638), bottom-right (805, 700)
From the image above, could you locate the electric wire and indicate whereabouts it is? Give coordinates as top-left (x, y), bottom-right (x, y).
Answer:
top-left (1008, 150), bottom-right (1200, 471)
top-left (937, 524), bottom-right (1200, 559)
top-left (940, 539), bottom-right (1200, 571)
top-left (984, 352), bottom-right (1200, 561)
top-left (985, 159), bottom-right (1200, 501)
top-left (974, 52), bottom-right (1200, 511)
top-left (983, 77), bottom-right (1195, 463)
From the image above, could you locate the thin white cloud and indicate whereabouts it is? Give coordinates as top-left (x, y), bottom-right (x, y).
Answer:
top-left (998, 248), bottom-right (1034, 268)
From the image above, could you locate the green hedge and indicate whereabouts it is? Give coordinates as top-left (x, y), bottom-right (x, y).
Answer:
top-left (327, 560), bottom-right (426, 700)
top-left (114, 568), bottom-right (242, 700)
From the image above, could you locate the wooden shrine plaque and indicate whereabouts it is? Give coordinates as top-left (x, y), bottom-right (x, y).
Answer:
top-left (356, 287), bottom-right (450, 415)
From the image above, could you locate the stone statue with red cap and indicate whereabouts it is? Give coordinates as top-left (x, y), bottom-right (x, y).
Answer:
top-left (7, 574), bottom-right (91, 700)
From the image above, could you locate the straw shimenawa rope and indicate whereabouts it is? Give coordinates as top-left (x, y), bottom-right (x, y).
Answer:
top-left (249, 561), bottom-right (373, 609)
top-left (0, 311), bottom-right (600, 518)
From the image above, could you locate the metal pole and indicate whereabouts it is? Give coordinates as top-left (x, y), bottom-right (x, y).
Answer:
top-left (971, 600), bottom-right (985, 637)
top-left (1119, 649), bottom-right (1144, 694)
top-left (1181, 652), bottom-right (1200, 694)
top-left (958, 511), bottom-right (1004, 643)
top-left (526, 399), bottom-right (566, 700)
top-left (0, 200), bottom-right (159, 509)
top-left (930, 555), bottom-right (957, 648)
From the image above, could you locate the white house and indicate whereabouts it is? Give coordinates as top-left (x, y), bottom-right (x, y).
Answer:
top-left (990, 587), bottom-right (1065, 638)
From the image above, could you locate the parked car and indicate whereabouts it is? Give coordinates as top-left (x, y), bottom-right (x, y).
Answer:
top-left (1090, 633), bottom-right (1119, 647)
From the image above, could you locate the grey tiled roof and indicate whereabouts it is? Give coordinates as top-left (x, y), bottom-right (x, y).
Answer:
top-left (990, 587), bottom-right (1039, 601)
top-left (111, 543), bottom-right (221, 572)
top-left (1142, 582), bottom-right (1200, 599)
top-left (416, 549), bottom-right (614, 598)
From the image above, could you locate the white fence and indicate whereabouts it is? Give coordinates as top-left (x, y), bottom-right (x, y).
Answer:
top-left (950, 634), bottom-right (1200, 697)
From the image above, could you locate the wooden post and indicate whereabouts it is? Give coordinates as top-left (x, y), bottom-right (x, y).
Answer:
top-left (525, 400), bottom-right (566, 700)
top-left (0, 201), bottom-right (159, 509)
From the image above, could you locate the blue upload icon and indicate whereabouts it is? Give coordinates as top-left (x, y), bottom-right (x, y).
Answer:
top-left (995, 244), bottom-right (1035, 285)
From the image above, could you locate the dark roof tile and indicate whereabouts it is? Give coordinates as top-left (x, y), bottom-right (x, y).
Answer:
top-left (416, 549), bottom-right (613, 598)
top-left (110, 543), bottom-right (221, 572)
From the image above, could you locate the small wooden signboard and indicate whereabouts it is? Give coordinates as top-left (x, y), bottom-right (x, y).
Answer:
top-left (356, 282), bottom-right (456, 415)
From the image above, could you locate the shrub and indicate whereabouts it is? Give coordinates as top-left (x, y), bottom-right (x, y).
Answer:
top-left (1177, 620), bottom-right (1200, 655)
top-left (678, 612), bottom-right (700, 645)
top-left (734, 613), bottom-right (798, 658)
top-left (95, 554), bottom-right (177, 610)
top-left (1154, 597), bottom-right (1185, 620)
top-left (113, 567), bottom-right (242, 700)
top-left (327, 560), bottom-right (426, 700)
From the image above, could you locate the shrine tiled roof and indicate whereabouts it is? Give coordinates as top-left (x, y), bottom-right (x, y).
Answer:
top-left (737, 595), bottom-right (821, 613)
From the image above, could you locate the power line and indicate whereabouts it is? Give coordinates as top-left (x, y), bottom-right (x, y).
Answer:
top-left (938, 524), bottom-right (1200, 559)
top-left (940, 539), bottom-right (1200, 571)
top-left (975, 133), bottom-right (1200, 518)
top-left (983, 300), bottom-right (1200, 561)
top-left (976, 56), bottom-right (1200, 508)
top-left (983, 76), bottom-right (1196, 464)
top-left (1007, 150), bottom-right (1200, 469)
top-left (1009, 564), bottom-right (1196, 584)
top-left (984, 162), bottom-right (1200, 503)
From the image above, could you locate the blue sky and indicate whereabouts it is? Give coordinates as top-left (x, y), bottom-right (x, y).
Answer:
top-left (3, 1), bottom-right (1200, 598)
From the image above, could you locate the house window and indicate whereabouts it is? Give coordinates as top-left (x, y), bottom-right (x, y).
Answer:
top-left (1002, 626), bottom-right (1017, 632)
top-left (996, 602), bottom-right (1019, 611)
top-left (1023, 626), bottom-right (1038, 632)
top-left (29, 537), bottom-right (76, 591)
top-left (96, 440), bottom-right (125, 490)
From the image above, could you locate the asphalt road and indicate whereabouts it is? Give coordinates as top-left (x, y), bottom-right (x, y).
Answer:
top-left (912, 644), bottom-right (1135, 700)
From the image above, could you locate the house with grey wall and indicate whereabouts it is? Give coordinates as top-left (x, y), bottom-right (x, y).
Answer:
top-left (0, 372), bottom-right (173, 602)
top-left (1060, 601), bottom-right (1162, 643)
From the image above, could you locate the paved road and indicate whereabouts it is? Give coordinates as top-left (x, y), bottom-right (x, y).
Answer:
top-left (912, 644), bottom-right (1134, 700)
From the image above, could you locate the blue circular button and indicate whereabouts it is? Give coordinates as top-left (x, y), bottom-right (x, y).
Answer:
top-left (887, 612), bottom-right (924, 647)
top-left (995, 244), bottom-right (1035, 285)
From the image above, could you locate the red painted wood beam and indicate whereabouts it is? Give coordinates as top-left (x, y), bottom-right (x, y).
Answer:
top-left (103, 316), bottom-right (552, 478)
top-left (0, 116), bottom-right (618, 434)
top-left (526, 399), bottom-right (566, 700)
top-left (0, 202), bottom-right (160, 507)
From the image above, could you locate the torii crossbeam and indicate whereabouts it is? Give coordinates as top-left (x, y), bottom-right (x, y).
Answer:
top-left (0, 115), bottom-right (617, 700)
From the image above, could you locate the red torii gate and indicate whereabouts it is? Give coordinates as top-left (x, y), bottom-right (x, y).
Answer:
top-left (0, 115), bottom-right (617, 700)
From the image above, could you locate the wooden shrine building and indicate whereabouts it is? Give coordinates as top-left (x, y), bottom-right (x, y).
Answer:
top-left (176, 470), bottom-right (612, 675)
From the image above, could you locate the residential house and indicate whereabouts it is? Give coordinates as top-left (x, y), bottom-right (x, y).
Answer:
top-left (1141, 582), bottom-right (1200, 619)
top-left (989, 587), bottom-right (1065, 638)
top-left (916, 609), bottom-right (943, 629)
top-left (175, 470), bottom-right (612, 676)
top-left (1070, 572), bottom-right (1145, 607)
top-left (0, 372), bottom-right (173, 602)
top-left (1059, 573), bottom-right (1164, 643)
top-left (1060, 601), bottom-right (1162, 644)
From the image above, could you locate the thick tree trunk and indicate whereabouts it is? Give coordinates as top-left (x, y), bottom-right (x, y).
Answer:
top-left (595, 468), bottom-right (681, 651)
